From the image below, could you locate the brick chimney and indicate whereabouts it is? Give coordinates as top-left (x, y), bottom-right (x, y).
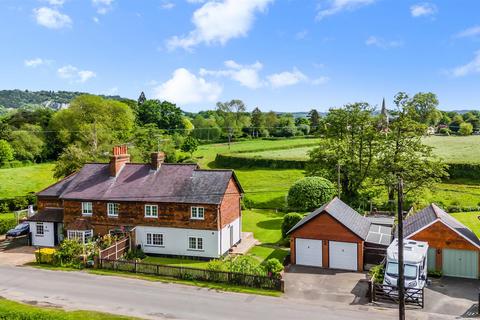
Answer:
top-left (109, 145), bottom-right (130, 177)
top-left (151, 152), bottom-right (166, 170)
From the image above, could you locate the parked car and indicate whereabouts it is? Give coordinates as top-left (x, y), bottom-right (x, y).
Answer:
top-left (6, 222), bottom-right (29, 238)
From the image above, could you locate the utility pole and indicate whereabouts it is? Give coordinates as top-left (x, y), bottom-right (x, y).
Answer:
top-left (337, 163), bottom-right (341, 199)
top-left (397, 178), bottom-right (405, 320)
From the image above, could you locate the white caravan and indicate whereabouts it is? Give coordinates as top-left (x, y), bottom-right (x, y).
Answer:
top-left (383, 239), bottom-right (429, 290)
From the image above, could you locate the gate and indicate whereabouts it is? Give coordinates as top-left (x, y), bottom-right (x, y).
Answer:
top-left (370, 282), bottom-right (424, 308)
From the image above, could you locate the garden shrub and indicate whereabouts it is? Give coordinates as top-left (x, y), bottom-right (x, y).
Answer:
top-left (206, 259), bottom-right (225, 272)
top-left (369, 264), bottom-right (384, 283)
top-left (241, 196), bottom-right (254, 210)
top-left (124, 247), bottom-right (146, 261)
top-left (227, 256), bottom-right (265, 276)
top-left (428, 270), bottom-right (442, 278)
top-left (287, 177), bottom-right (336, 211)
top-left (54, 239), bottom-right (83, 267)
top-left (35, 248), bottom-right (57, 264)
top-left (281, 213), bottom-right (304, 238)
top-left (0, 215), bottom-right (16, 234)
top-left (447, 205), bottom-right (461, 213)
top-left (264, 258), bottom-right (283, 277)
top-left (438, 127), bottom-right (450, 135)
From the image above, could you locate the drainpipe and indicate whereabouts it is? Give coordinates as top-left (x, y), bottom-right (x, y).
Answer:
top-left (218, 205), bottom-right (222, 256)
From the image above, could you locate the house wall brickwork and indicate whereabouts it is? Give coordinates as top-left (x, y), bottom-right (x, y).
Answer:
top-left (219, 178), bottom-right (242, 228)
top-left (37, 197), bottom-right (63, 210)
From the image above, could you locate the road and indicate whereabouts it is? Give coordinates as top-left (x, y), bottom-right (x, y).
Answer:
top-left (0, 265), bottom-right (442, 320)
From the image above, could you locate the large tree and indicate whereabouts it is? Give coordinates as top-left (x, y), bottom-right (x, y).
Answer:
top-left (136, 99), bottom-right (185, 132)
top-left (307, 103), bottom-right (379, 203)
top-left (308, 109), bottom-right (320, 133)
top-left (250, 107), bottom-right (264, 138)
top-left (377, 92), bottom-right (448, 202)
top-left (216, 99), bottom-right (250, 141)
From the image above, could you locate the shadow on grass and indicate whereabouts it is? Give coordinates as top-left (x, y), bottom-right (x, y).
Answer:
top-left (256, 218), bottom-right (283, 230)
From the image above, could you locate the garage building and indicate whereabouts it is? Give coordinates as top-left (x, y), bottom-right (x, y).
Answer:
top-left (288, 197), bottom-right (391, 272)
top-left (404, 204), bottom-right (480, 279)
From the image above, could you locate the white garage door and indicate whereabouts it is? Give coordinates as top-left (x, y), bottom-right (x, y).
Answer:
top-left (329, 241), bottom-right (357, 271)
top-left (295, 238), bottom-right (323, 267)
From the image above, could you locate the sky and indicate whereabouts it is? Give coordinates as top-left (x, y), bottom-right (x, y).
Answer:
top-left (1, 0), bottom-right (480, 112)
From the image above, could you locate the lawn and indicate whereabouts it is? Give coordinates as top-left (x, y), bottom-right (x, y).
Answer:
top-left (422, 183), bottom-right (480, 208)
top-left (0, 163), bottom-right (57, 199)
top-left (423, 135), bottom-right (480, 164)
top-left (450, 212), bottom-right (480, 237)
top-left (240, 146), bottom-right (312, 161)
top-left (0, 298), bottom-right (138, 320)
top-left (142, 255), bottom-right (210, 269)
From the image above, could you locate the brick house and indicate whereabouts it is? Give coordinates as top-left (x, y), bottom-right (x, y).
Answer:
top-left (29, 146), bottom-right (244, 258)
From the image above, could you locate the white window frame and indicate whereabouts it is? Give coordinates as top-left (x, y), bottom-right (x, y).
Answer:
top-left (107, 203), bottom-right (119, 217)
top-left (190, 207), bottom-right (205, 220)
top-left (67, 229), bottom-right (93, 244)
top-left (146, 233), bottom-right (164, 247)
top-left (188, 236), bottom-right (204, 251)
top-left (36, 222), bottom-right (44, 236)
top-left (144, 205), bottom-right (158, 218)
top-left (82, 202), bottom-right (93, 216)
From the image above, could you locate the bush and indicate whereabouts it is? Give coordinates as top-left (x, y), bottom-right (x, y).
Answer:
top-left (264, 258), bottom-right (283, 277)
top-left (124, 247), bottom-right (146, 260)
top-left (281, 213), bottom-right (304, 238)
top-left (54, 239), bottom-right (83, 267)
top-left (227, 256), bottom-right (265, 276)
top-left (447, 205), bottom-right (461, 213)
top-left (428, 270), bottom-right (442, 278)
top-left (241, 196), bottom-right (254, 210)
top-left (0, 215), bottom-right (16, 234)
top-left (369, 264), bottom-right (384, 283)
top-left (287, 177), bottom-right (336, 211)
top-left (459, 122), bottom-right (473, 136)
top-left (35, 248), bottom-right (57, 264)
top-left (438, 127), bottom-right (450, 135)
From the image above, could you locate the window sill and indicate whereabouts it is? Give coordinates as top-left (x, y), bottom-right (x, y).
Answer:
top-left (82, 214), bottom-right (93, 217)
top-left (144, 216), bottom-right (158, 219)
top-left (187, 249), bottom-right (205, 252)
top-left (36, 234), bottom-right (44, 237)
top-left (190, 218), bottom-right (205, 221)
top-left (145, 245), bottom-right (165, 248)
top-left (108, 215), bottom-right (119, 218)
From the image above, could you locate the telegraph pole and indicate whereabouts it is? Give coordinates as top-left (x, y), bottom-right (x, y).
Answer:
top-left (397, 178), bottom-right (405, 320)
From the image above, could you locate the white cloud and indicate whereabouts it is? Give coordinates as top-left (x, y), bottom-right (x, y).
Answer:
top-left (267, 68), bottom-right (308, 88)
top-left (316, 0), bottom-right (376, 20)
top-left (161, 2), bottom-right (175, 10)
top-left (92, 0), bottom-right (114, 15)
top-left (33, 7), bottom-right (72, 29)
top-left (57, 65), bottom-right (96, 83)
top-left (410, 2), bottom-right (437, 18)
top-left (199, 60), bottom-right (264, 89)
top-left (24, 58), bottom-right (51, 67)
top-left (365, 36), bottom-right (403, 49)
top-left (455, 26), bottom-right (480, 39)
top-left (154, 68), bottom-right (222, 104)
top-left (167, 0), bottom-right (273, 50)
top-left (312, 76), bottom-right (330, 85)
top-left (186, 0), bottom-right (206, 3)
top-left (44, 0), bottom-right (66, 6)
top-left (450, 51), bottom-right (480, 77)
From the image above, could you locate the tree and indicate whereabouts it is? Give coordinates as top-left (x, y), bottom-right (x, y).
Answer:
top-left (137, 99), bottom-right (185, 132)
top-left (409, 92), bottom-right (440, 125)
top-left (377, 92), bottom-right (448, 204)
top-left (250, 107), bottom-right (264, 138)
top-left (308, 109), bottom-right (320, 132)
top-left (191, 115), bottom-right (222, 141)
top-left (181, 135), bottom-right (199, 157)
top-left (459, 122), bottom-right (473, 136)
top-left (264, 111), bottom-right (278, 136)
top-left (281, 213), bottom-right (304, 238)
top-left (307, 103), bottom-right (379, 202)
top-left (449, 115), bottom-right (464, 133)
top-left (287, 177), bottom-right (336, 211)
top-left (0, 139), bottom-right (14, 165)
top-left (9, 124), bottom-right (45, 162)
top-left (276, 113), bottom-right (296, 137)
top-left (216, 99), bottom-right (250, 143)
top-left (53, 144), bottom-right (90, 178)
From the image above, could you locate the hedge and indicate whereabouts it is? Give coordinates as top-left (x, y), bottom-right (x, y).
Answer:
top-left (0, 194), bottom-right (36, 213)
top-left (215, 154), bottom-right (306, 169)
top-left (0, 215), bottom-right (16, 234)
top-left (447, 163), bottom-right (480, 181)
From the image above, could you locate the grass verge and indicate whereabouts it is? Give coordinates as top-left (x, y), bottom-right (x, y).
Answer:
top-left (0, 297), bottom-right (138, 319)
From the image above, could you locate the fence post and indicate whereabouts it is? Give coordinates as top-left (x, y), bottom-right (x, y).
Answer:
top-left (134, 260), bottom-right (137, 273)
top-left (157, 264), bottom-right (159, 276)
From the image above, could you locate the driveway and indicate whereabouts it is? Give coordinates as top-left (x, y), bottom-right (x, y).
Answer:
top-left (424, 276), bottom-right (480, 317)
top-left (0, 246), bottom-right (35, 266)
top-left (283, 265), bottom-right (370, 305)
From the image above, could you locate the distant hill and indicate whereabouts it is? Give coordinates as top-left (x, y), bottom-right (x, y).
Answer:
top-left (0, 89), bottom-right (123, 110)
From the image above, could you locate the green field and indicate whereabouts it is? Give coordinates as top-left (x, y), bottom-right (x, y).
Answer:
top-left (0, 163), bottom-right (57, 199)
top-left (451, 212), bottom-right (480, 237)
top-left (423, 135), bottom-right (480, 164)
top-left (240, 146), bottom-right (312, 160)
top-left (0, 298), bottom-right (138, 320)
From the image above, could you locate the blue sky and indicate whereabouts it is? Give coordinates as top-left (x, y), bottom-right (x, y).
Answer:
top-left (1, 0), bottom-right (480, 112)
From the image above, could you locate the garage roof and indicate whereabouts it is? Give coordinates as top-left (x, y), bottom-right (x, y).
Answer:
top-left (403, 204), bottom-right (480, 248)
top-left (287, 197), bottom-right (371, 240)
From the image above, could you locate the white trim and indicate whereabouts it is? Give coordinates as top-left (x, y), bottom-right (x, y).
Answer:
top-left (107, 202), bottom-right (119, 217)
top-left (406, 218), bottom-right (480, 250)
top-left (144, 205), bottom-right (158, 218)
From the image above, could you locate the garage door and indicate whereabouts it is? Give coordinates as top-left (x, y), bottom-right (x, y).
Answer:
top-left (295, 238), bottom-right (323, 267)
top-left (442, 249), bottom-right (478, 279)
top-left (329, 241), bottom-right (357, 271)
top-left (427, 247), bottom-right (437, 271)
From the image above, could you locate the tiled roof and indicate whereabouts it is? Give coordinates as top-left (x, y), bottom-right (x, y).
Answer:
top-left (403, 204), bottom-right (480, 248)
top-left (287, 197), bottom-right (371, 240)
top-left (27, 208), bottom-right (64, 223)
top-left (37, 163), bottom-right (241, 205)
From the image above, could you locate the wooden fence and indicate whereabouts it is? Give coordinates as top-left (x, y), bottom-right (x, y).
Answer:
top-left (369, 282), bottom-right (424, 308)
top-left (99, 238), bottom-right (129, 260)
top-left (98, 258), bottom-right (283, 291)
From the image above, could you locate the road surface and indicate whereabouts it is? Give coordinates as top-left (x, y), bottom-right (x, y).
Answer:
top-left (0, 265), bottom-right (443, 319)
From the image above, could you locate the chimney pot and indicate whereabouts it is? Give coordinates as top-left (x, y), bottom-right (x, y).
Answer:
top-left (151, 152), bottom-right (166, 170)
top-left (110, 145), bottom-right (130, 177)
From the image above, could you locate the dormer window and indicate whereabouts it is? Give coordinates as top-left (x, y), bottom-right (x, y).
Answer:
top-left (82, 202), bottom-right (93, 216)
top-left (191, 207), bottom-right (204, 220)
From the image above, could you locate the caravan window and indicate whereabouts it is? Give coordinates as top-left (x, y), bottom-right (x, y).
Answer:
top-left (386, 262), bottom-right (418, 280)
